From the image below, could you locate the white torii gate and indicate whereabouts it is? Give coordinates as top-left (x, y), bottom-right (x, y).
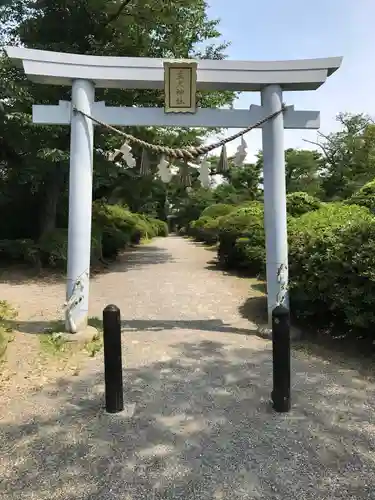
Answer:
top-left (5, 47), bottom-right (342, 332)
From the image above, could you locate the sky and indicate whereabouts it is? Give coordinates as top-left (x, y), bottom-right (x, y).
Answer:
top-left (205, 0), bottom-right (375, 162)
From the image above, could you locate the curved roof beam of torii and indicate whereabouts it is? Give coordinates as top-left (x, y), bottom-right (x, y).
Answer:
top-left (4, 46), bottom-right (342, 92)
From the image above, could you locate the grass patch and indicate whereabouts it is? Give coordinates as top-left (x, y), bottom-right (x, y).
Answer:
top-left (38, 317), bottom-right (104, 358)
top-left (85, 317), bottom-right (103, 357)
top-left (0, 300), bottom-right (17, 360)
top-left (39, 320), bottom-right (70, 356)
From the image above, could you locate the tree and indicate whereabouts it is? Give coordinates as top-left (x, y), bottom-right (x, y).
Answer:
top-left (304, 113), bottom-right (375, 200)
top-left (255, 148), bottom-right (323, 196)
top-left (0, 0), bottom-right (235, 241)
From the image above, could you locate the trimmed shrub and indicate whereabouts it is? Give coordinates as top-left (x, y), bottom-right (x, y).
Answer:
top-left (93, 203), bottom-right (144, 257)
top-left (201, 203), bottom-right (236, 219)
top-left (189, 216), bottom-right (220, 244)
top-left (286, 192), bottom-right (322, 217)
top-left (142, 216), bottom-right (169, 238)
top-left (345, 179), bottom-right (375, 212)
top-left (288, 203), bottom-right (375, 333)
top-left (38, 228), bottom-right (102, 267)
top-left (217, 202), bottom-right (264, 270)
top-left (0, 239), bottom-right (39, 266)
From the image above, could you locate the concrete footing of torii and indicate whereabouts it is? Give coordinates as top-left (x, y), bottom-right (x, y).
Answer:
top-left (5, 46), bottom-right (342, 332)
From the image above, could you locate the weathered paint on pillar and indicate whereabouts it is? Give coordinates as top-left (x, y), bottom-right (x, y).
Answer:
top-left (261, 84), bottom-right (289, 324)
top-left (65, 79), bottom-right (95, 332)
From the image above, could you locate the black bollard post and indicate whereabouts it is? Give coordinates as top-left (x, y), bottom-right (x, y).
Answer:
top-left (271, 304), bottom-right (291, 413)
top-left (103, 304), bottom-right (124, 413)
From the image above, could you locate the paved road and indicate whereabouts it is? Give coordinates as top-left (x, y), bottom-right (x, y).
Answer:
top-left (0, 236), bottom-right (374, 499)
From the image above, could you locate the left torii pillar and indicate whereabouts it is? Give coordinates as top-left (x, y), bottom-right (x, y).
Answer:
top-left (65, 79), bottom-right (95, 332)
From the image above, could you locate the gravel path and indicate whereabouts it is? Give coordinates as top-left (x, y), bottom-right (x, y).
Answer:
top-left (0, 236), bottom-right (375, 499)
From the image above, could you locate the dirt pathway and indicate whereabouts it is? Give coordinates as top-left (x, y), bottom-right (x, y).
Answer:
top-left (0, 236), bottom-right (374, 499)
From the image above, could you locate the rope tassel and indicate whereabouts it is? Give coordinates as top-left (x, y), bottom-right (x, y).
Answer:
top-left (179, 161), bottom-right (192, 187)
top-left (139, 148), bottom-right (151, 176)
top-left (217, 145), bottom-right (229, 173)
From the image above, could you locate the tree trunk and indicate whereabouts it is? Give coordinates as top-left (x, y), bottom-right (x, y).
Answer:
top-left (39, 163), bottom-right (66, 239)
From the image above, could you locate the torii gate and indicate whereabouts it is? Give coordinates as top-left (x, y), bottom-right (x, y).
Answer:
top-left (5, 47), bottom-right (342, 332)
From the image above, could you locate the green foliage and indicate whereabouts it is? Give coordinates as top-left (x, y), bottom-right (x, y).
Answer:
top-left (256, 148), bottom-right (323, 197)
top-left (174, 188), bottom-right (215, 228)
top-left (0, 0), bottom-right (235, 256)
top-left (346, 179), bottom-right (375, 212)
top-left (318, 114), bottom-right (375, 200)
top-left (286, 192), bottom-right (322, 217)
top-left (288, 203), bottom-right (375, 333)
top-left (93, 203), bottom-right (149, 259)
top-left (0, 239), bottom-right (39, 265)
top-left (0, 300), bottom-right (17, 359)
top-left (189, 216), bottom-right (219, 244)
top-left (39, 331), bottom-right (69, 355)
top-left (38, 229), bottom-right (69, 267)
top-left (201, 203), bottom-right (235, 219)
top-left (217, 202), bottom-right (265, 271)
top-left (187, 196), bottom-right (375, 337)
top-left (147, 217), bottom-right (169, 237)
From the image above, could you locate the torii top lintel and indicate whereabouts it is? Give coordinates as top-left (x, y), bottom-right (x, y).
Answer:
top-left (5, 46), bottom-right (342, 92)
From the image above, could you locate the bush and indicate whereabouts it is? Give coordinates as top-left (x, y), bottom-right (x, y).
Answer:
top-left (286, 192), bottom-right (322, 217)
top-left (0, 239), bottom-right (39, 266)
top-left (201, 203), bottom-right (236, 219)
top-left (93, 203), bottom-right (144, 257)
top-left (38, 228), bottom-right (102, 268)
top-left (345, 179), bottom-right (375, 212)
top-left (189, 216), bottom-right (220, 244)
top-left (142, 216), bottom-right (168, 238)
top-left (288, 203), bottom-right (375, 334)
top-left (217, 202), bottom-right (264, 270)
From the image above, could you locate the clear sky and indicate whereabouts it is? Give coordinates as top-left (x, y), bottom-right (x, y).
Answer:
top-left (206, 0), bottom-right (374, 161)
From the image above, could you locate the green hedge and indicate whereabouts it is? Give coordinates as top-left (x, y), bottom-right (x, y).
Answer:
top-left (188, 203), bottom-right (235, 244)
top-left (288, 203), bottom-right (375, 332)
top-left (217, 202), bottom-right (265, 271)
top-left (188, 196), bottom-right (375, 336)
top-left (0, 203), bottom-right (167, 269)
top-left (286, 192), bottom-right (322, 217)
top-left (189, 216), bottom-right (220, 244)
top-left (201, 203), bottom-right (236, 219)
top-left (345, 180), bottom-right (375, 212)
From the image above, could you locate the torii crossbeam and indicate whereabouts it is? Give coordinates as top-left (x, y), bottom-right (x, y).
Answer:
top-left (5, 46), bottom-right (342, 332)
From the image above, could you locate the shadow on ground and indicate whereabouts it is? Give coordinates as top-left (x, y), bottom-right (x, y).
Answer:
top-left (0, 244), bottom-right (174, 286)
top-left (238, 296), bottom-right (268, 325)
top-left (9, 317), bottom-right (258, 337)
top-left (0, 265), bottom-right (65, 286)
top-left (96, 245), bottom-right (175, 277)
top-left (1, 338), bottom-right (374, 499)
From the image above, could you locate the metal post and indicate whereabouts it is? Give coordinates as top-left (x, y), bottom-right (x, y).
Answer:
top-left (271, 304), bottom-right (291, 413)
top-left (66, 79), bottom-right (95, 332)
top-left (103, 304), bottom-right (124, 413)
top-left (261, 85), bottom-right (289, 325)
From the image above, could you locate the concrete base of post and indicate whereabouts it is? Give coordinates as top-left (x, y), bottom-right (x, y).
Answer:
top-left (256, 323), bottom-right (302, 341)
top-left (62, 325), bottom-right (98, 343)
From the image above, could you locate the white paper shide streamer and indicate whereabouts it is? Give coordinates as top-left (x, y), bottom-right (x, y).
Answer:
top-left (233, 136), bottom-right (248, 167)
top-left (119, 142), bottom-right (136, 168)
top-left (198, 159), bottom-right (211, 188)
top-left (107, 142), bottom-right (136, 167)
top-left (157, 156), bottom-right (172, 183)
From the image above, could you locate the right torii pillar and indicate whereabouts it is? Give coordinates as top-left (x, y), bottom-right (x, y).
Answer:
top-left (261, 84), bottom-right (289, 322)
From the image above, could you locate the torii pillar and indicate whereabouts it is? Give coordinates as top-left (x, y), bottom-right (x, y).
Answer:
top-left (5, 47), bottom-right (342, 331)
